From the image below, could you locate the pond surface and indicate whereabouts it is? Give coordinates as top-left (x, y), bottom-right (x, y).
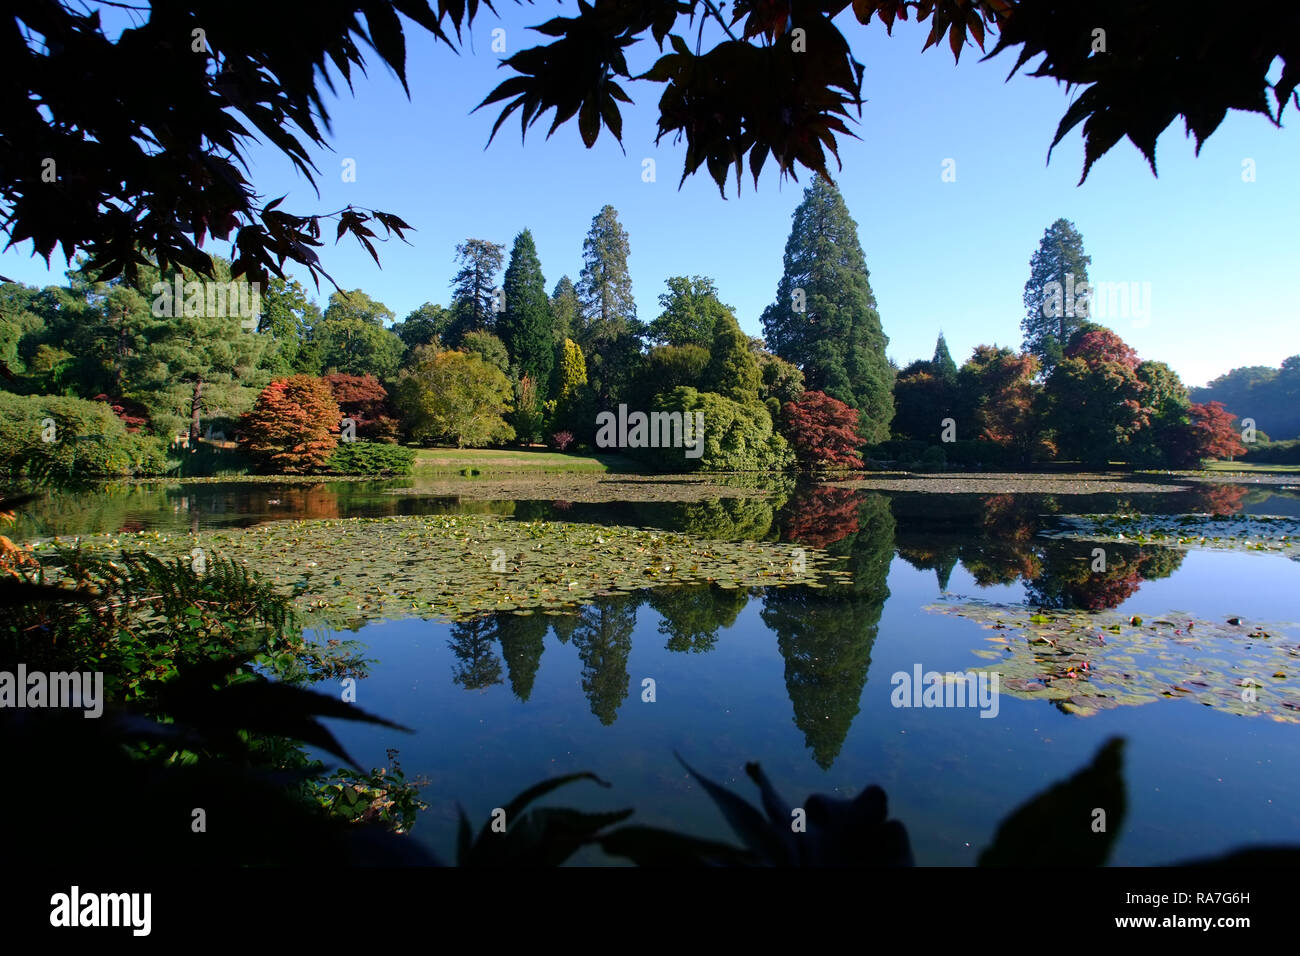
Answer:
top-left (17, 475), bottom-right (1300, 864)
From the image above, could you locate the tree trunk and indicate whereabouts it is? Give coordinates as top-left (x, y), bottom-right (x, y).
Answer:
top-left (190, 377), bottom-right (203, 440)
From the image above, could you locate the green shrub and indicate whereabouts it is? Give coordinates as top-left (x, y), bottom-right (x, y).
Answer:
top-left (1242, 438), bottom-right (1300, 464)
top-left (0, 391), bottom-right (174, 477)
top-left (325, 440), bottom-right (416, 475)
top-left (638, 387), bottom-right (794, 472)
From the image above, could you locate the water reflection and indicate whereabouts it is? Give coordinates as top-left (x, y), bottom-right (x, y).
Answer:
top-left (764, 490), bottom-right (893, 767)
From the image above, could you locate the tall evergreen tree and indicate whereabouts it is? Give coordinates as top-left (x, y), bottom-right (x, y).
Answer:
top-left (932, 332), bottom-right (958, 383)
top-left (760, 177), bottom-right (893, 443)
top-left (576, 205), bottom-right (636, 340)
top-left (576, 205), bottom-right (643, 405)
top-left (549, 275), bottom-right (580, 346)
top-left (447, 238), bottom-right (505, 346)
top-left (499, 229), bottom-right (555, 387)
top-left (1021, 218), bottom-right (1093, 369)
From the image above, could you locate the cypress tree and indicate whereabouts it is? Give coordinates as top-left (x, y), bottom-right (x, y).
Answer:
top-left (703, 314), bottom-right (761, 405)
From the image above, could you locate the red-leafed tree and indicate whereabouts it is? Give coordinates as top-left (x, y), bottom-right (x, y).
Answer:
top-left (323, 372), bottom-right (399, 443)
top-left (1185, 401), bottom-right (1247, 462)
top-left (93, 394), bottom-right (149, 433)
top-left (240, 376), bottom-right (341, 473)
top-left (959, 346), bottom-right (1054, 464)
top-left (1065, 327), bottom-right (1141, 370)
top-left (781, 390), bottom-right (864, 471)
top-left (1045, 327), bottom-right (1149, 467)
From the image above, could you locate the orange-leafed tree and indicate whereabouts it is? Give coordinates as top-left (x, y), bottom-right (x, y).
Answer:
top-left (240, 376), bottom-right (341, 473)
top-left (781, 390), bottom-right (864, 471)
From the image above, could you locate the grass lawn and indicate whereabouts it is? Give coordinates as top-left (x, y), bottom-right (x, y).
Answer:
top-left (1200, 461), bottom-right (1300, 474)
top-left (412, 446), bottom-right (633, 475)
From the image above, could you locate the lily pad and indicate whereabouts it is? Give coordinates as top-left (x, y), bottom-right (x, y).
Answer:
top-left (925, 598), bottom-right (1300, 723)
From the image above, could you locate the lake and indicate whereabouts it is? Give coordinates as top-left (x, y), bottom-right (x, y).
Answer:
top-left (16, 473), bottom-right (1300, 865)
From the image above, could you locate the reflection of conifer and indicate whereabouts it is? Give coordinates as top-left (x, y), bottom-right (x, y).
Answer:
top-left (763, 493), bottom-right (894, 769)
top-left (895, 541), bottom-right (961, 592)
top-left (934, 551), bottom-right (959, 592)
top-left (646, 583), bottom-right (748, 653)
top-left (448, 617), bottom-right (503, 690)
top-left (571, 595), bottom-right (639, 725)
top-left (496, 611), bottom-right (549, 701)
top-left (550, 613), bottom-right (578, 644)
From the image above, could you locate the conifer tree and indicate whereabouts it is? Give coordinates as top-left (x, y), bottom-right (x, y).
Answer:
top-left (499, 229), bottom-right (554, 387)
top-left (760, 176), bottom-right (893, 443)
top-left (1021, 218), bottom-right (1093, 369)
top-left (576, 205), bottom-right (643, 404)
top-left (549, 275), bottom-right (581, 346)
top-left (932, 333), bottom-right (958, 383)
top-left (447, 239), bottom-right (505, 346)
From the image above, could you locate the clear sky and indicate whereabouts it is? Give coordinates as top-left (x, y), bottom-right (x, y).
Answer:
top-left (4, 5), bottom-right (1298, 387)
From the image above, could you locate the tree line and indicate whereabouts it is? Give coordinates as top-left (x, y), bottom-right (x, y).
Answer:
top-left (0, 190), bottom-right (1261, 477)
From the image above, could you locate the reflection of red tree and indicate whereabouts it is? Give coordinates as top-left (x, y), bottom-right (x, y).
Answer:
top-left (1029, 547), bottom-right (1183, 611)
top-left (964, 547), bottom-right (1041, 587)
top-left (1069, 568), bottom-right (1143, 610)
top-left (118, 520), bottom-right (145, 533)
top-left (552, 499), bottom-right (573, 511)
top-left (979, 495), bottom-right (1038, 542)
top-left (1189, 483), bottom-right (1249, 516)
top-left (783, 486), bottom-right (860, 548)
top-left (277, 484), bottom-right (341, 520)
top-left (961, 496), bottom-right (1043, 584)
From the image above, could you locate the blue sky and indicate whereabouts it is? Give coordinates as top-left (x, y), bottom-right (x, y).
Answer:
top-left (4, 5), bottom-right (1298, 387)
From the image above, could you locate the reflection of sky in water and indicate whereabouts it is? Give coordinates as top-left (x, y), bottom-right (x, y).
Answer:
top-left (314, 547), bottom-right (1300, 866)
top-left (16, 479), bottom-right (1300, 864)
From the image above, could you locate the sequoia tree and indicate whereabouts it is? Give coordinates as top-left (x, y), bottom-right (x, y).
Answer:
top-left (1021, 219), bottom-right (1092, 369)
top-left (575, 205), bottom-right (643, 405)
top-left (760, 176), bottom-right (893, 443)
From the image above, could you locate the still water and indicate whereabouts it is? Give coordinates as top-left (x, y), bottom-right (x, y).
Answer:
top-left (18, 476), bottom-right (1300, 864)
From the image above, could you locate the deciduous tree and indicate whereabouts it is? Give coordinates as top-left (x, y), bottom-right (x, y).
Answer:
top-left (240, 375), bottom-right (341, 473)
top-left (395, 346), bottom-right (514, 448)
top-left (781, 390), bottom-right (864, 471)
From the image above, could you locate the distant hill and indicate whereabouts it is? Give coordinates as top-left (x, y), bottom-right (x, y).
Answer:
top-left (1190, 357), bottom-right (1300, 440)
